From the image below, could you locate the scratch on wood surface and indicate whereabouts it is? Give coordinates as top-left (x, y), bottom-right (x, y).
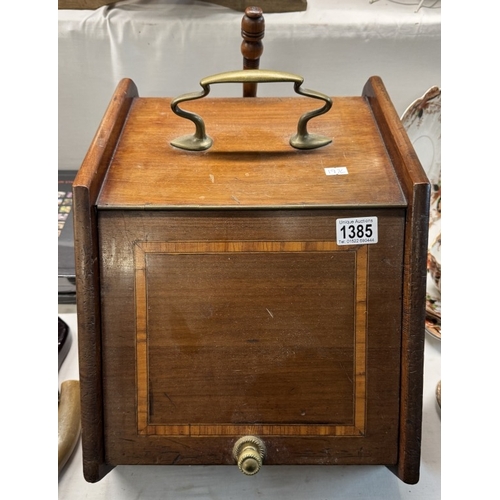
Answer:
top-left (209, 174), bottom-right (215, 183)
top-left (231, 195), bottom-right (240, 204)
top-left (164, 392), bottom-right (177, 408)
top-left (340, 361), bottom-right (353, 385)
top-left (266, 308), bottom-right (274, 318)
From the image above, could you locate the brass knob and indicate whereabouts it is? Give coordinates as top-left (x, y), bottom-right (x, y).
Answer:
top-left (232, 436), bottom-right (266, 476)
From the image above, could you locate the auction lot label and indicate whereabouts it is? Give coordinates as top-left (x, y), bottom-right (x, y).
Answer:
top-left (336, 217), bottom-right (378, 245)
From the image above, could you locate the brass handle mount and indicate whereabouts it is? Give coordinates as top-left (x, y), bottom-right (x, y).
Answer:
top-left (232, 435), bottom-right (266, 476)
top-left (170, 69), bottom-right (332, 152)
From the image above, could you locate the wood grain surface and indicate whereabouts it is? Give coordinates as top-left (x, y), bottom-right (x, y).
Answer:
top-left (97, 96), bottom-right (405, 210)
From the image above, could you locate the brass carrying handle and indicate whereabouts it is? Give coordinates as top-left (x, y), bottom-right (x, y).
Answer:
top-left (170, 69), bottom-right (332, 151)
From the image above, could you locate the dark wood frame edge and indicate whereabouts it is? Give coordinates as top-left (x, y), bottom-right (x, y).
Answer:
top-left (363, 76), bottom-right (430, 484)
top-left (73, 78), bottom-right (139, 483)
top-left (59, 0), bottom-right (307, 12)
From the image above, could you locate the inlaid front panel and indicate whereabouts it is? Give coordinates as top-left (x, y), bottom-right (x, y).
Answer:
top-left (99, 209), bottom-right (404, 465)
top-left (134, 240), bottom-right (367, 437)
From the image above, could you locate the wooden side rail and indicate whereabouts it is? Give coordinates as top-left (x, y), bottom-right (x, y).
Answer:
top-left (363, 76), bottom-right (430, 485)
top-left (73, 78), bottom-right (138, 483)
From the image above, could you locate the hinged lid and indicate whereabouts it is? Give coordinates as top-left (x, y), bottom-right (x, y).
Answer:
top-left (96, 94), bottom-right (406, 209)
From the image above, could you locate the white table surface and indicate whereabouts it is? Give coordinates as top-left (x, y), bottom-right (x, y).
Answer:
top-left (58, 310), bottom-right (441, 499)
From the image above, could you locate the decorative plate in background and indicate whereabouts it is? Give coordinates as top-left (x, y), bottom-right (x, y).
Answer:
top-left (402, 87), bottom-right (441, 340)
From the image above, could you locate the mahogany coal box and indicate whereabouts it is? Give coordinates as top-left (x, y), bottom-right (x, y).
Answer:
top-left (73, 75), bottom-right (429, 484)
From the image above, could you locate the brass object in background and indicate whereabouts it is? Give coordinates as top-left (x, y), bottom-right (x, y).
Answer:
top-left (58, 380), bottom-right (81, 474)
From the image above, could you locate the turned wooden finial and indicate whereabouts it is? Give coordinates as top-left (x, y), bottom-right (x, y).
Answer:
top-left (241, 6), bottom-right (265, 97)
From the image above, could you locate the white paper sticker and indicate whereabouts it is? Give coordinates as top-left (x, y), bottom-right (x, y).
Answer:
top-left (324, 167), bottom-right (348, 176)
top-left (336, 217), bottom-right (378, 245)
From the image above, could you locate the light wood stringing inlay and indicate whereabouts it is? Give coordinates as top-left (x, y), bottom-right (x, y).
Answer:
top-left (135, 240), bottom-right (367, 437)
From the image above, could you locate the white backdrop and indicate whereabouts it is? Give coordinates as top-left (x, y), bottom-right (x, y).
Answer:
top-left (58, 0), bottom-right (441, 170)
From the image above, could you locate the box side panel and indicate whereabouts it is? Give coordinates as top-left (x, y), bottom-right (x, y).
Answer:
top-left (73, 78), bottom-right (138, 482)
top-left (363, 76), bottom-right (431, 484)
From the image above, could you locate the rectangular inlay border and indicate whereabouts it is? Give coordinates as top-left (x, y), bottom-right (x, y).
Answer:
top-left (134, 240), bottom-right (367, 437)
